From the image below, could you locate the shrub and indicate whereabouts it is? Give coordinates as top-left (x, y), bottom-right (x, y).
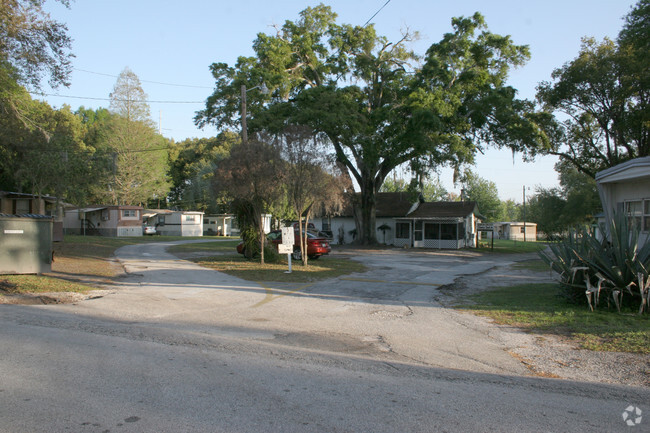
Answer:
top-left (540, 212), bottom-right (650, 313)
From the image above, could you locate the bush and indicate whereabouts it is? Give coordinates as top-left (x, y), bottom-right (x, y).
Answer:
top-left (540, 212), bottom-right (650, 313)
top-left (263, 244), bottom-right (282, 264)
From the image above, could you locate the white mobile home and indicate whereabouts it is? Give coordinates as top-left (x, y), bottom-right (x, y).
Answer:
top-left (144, 209), bottom-right (204, 236)
top-left (596, 157), bottom-right (650, 245)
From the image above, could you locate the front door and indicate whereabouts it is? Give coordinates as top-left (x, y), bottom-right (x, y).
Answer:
top-left (413, 220), bottom-right (424, 248)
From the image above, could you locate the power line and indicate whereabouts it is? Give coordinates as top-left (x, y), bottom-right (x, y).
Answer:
top-left (74, 68), bottom-right (212, 89)
top-left (364, 0), bottom-right (392, 27)
top-left (33, 92), bottom-right (203, 104)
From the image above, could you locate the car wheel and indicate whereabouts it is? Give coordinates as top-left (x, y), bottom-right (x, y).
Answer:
top-left (292, 248), bottom-right (302, 261)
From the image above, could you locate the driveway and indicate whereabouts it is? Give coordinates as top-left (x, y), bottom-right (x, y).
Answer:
top-left (56, 242), bottom-right (537, 376)
top-left (1, 241), bottom-right (647, 432)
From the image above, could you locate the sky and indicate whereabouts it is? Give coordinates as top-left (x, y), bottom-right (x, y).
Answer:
top-left (40, 0), bottom-right (637, 201)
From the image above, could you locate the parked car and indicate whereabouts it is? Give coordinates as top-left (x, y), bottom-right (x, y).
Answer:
top-left (236, 229), bottom-right (331, 260)
top-left (143, 225), bottom-right (157, 235)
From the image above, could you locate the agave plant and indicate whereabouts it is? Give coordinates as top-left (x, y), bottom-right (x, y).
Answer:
top-left (540, 212), bottom-right (650, 313)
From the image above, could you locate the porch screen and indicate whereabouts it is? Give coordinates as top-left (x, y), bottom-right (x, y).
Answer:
top-left (424, 223), bottom-right (439, 239)
top-left (396, 222), bottom-right (410, 238)
top-left (424, 222), bottom-right (464, 240)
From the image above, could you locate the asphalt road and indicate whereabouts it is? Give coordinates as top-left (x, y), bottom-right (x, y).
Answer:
top-left (1, 241), bottom-right (647, 432)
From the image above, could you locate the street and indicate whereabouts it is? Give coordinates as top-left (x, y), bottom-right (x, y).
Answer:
top-left (1, 241), bottom-right (647, 432)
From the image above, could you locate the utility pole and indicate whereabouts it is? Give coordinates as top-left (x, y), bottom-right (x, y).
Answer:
top-left (241, 83), bottom-right (268, 145)
top-left (241, 85), bottom-right (248, 145)
top-left (523, 186), bottom-right (527, 242)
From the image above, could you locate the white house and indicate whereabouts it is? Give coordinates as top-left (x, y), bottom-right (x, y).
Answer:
top-left (314, 192), bottom-right (415, 245)
top-left (144, 209), bottom-right (204, 236)
top-left (395, 201), bottom-right (481, 249)
top-left (312, 192), bottom-right (482, 249)
top-left (595, 156), bottom-right (650, 244)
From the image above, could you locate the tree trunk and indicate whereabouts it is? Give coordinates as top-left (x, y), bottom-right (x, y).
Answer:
top-left (259, 213), bottom-right (265, 265)
top-left (357, 182), bottom-right (378, 245)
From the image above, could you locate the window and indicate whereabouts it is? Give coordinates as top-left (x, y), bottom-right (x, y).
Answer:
top-left (15, 199), bottom-right (30, 214)
top-left (396, 222), bottom-right (410, 239)
top-left (321, 217), bottom-right (331, 232)
top-left (122, 209), bottom-right (137, 218)
top-left (625, 200), bottom-right (643, 230)
top-left (520, 227), bottom-right (525, 234)
top-left (158, 215), bottom-right (165, 225)
top-left (185, 215), bottom-right (196, 222)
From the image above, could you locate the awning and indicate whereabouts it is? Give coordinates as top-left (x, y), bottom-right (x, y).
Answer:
top-left (76, 207), bottom-right (107, 213)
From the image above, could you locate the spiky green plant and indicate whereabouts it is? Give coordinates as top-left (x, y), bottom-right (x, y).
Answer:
top-left (540, 212), bottom-right (650, 312)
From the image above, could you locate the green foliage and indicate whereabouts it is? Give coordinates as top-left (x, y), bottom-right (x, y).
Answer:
top-left (526, 187), bottom-right (568, 237)
top-left (459, 170), bottom-right (501, 221)
top-left (88, 115), bottom-right (170, 205)
top-left (535, 1), bottom-right (649, 176)
top-left (499, 199), bottom-right (522, 221)
top-left (540, 212), bottom-right (650, 312)
top-left (0, 0), bottom-right (73, 89)
top-left (527, 160), bottom-right (601, 237)
top-left (380, 175), bottom-right (447, 202)
top-left (197, 6), bottom-right (540, 244)
top-left (0, 94), bottom-right (99, 204)
top-left (167, 132), bottom-right (236, 212)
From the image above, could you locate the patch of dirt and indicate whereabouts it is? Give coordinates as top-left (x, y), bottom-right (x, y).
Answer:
top-left (438, 260), bottom-right (650, 388)
top-left (0, 288), bottom-right (112, 305)
top-left (0, 271), bottom-right (116, 306)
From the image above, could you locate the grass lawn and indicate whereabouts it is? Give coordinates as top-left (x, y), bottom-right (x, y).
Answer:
top-left (2, 236), bottom-right (363, 295)
top-left (192, 254), bottom-right (367, 283)
top-left (476, 239), bottom-right (547, 254)
top-left (168, 239), bottom-right (367, 282)
top-left (167, 239), bottom-right (241, 254)
top-left (1, 235), bottom-right (233, 296)
top-left (460, 283), bottom-right (650, 354)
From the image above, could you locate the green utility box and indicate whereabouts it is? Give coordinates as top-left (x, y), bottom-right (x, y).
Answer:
top-left (0, 214), bottom-right (53, 274)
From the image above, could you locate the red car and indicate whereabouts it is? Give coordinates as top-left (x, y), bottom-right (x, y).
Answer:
top-left (237, 229), bottom-right (331, 260)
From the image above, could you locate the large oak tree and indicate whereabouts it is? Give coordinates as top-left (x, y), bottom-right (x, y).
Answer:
top-left (196, 5), bottom-right (540, 244)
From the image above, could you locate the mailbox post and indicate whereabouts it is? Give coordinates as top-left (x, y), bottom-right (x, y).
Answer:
top-left (279, 227), bottom-right (295, 273)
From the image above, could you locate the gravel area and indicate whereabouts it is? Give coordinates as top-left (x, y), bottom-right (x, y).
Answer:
top-left (438, 262), bottom-right (650, 388)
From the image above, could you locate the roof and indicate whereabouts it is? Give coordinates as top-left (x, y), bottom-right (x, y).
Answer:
top-left (0, 191), bottom-right (59, 203)
top-left (0, 213), bottom-right (54, 219)
top-left (595, 157), bottom-right (650, 184)
top-left (145, 209), bottom-right (204, 215)
top-left (333, 192), bottom-right (417, 217)
top-left (375, 192), bottom-right (418, 217)
top-left (405, 201), bottom-right (479, 219)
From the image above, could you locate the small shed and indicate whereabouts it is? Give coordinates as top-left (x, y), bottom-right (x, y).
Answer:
top-left (0, 214), bottom-right (53, 274)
